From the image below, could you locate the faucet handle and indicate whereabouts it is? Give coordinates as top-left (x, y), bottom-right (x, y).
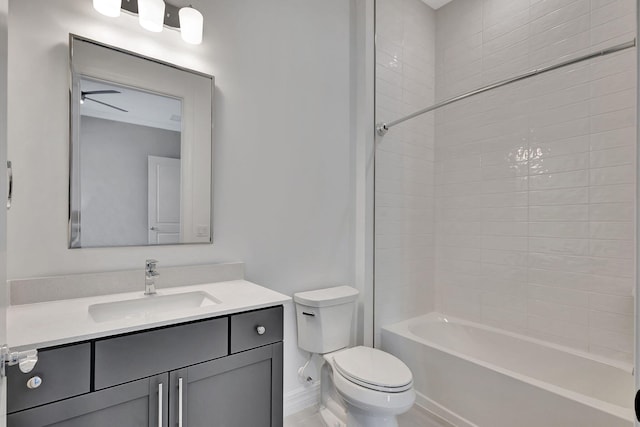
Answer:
top-left (145, 259), bottom-right (159, 272)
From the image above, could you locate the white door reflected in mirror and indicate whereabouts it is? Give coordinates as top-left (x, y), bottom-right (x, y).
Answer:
top-left (148, 156), bottom-right (181, 245)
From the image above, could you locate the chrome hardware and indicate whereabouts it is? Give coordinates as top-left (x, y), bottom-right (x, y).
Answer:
top-left (302, 312), bottom-right (315, 317)
top-left (178, 377), bottom-right (183, 427)
top-left (27, 376), bottom-right (42, 389)
top-left (146, 259), bottom-right (158, 271)
top-left (19, 351), bottom-right (38, 373)
top-left (256, 326), bottom-right (266, 335)
top-left (0, 345), bottom-right (38, 377)
top-left (376, 39), bottom-right (636, 136)
top-left (145, 259), bottom-right (159, 295)
top-left (158, 382), bottom-right (163, 427)
top-left (7, 160), bottom-right (12, 210)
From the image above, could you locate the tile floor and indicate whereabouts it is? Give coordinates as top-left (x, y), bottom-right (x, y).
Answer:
top-left (284, 405), bottom-right (455, 427)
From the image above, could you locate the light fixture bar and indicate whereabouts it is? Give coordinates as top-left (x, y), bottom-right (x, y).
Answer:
top-left (99, 0), bottom-right (203, 44)
top-left (121, 0), bottom-right (181, 29)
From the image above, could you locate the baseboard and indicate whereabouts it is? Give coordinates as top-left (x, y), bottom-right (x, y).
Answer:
top-left (414, 390), bottom-right (478, 427)
top-left (284, 381), bottom-right (320, 417)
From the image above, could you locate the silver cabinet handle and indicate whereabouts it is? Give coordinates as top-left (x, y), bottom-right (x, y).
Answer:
top-left (6, 161), bottom-right (12, 210)
top-left (178, 377), bottom-right (183, 427)
top-left (256, 326), bottom-right (266, 335)
top-left (158, 382), bottom-right (163, 427)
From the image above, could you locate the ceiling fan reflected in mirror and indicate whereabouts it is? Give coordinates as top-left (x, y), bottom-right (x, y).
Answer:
top-left (80, 90), bottom-right (128, 113)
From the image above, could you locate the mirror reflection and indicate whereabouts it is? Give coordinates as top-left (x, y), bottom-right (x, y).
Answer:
top-left (69, 36), bottom-right (213, 248)
top-left (77, 78), bottom-right (183, 247)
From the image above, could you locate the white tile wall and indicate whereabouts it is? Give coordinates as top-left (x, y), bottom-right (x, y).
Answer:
top-left (375, 0), bottom-right (436, 343)
top-left (434, 0), bottom-right (636, 362)
top-left (375, 0), bottom-right (635, 362)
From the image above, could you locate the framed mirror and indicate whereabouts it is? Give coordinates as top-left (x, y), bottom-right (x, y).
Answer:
top-left (69, 35), bottom-right (213, 248)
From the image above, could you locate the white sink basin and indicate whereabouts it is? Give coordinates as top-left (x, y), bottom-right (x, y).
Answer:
top-left (89, 291), bottom-right (220, 323)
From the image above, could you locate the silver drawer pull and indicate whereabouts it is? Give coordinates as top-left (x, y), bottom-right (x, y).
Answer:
top-left (256, 326), bottom-right (266, 335)
top-left (158, 382), bottom-right (163, 427)
top-left (6, 160), bottom-right (12, 210)
top-left (178, 377), bottom-right (183, 427)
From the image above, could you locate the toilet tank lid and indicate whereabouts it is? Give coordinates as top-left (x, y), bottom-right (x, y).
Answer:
top-left (293, 286), bottom-right (359, 307)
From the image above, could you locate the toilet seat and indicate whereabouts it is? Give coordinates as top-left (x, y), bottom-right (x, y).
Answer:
top-left (332, 346), bottom-right (413, 393)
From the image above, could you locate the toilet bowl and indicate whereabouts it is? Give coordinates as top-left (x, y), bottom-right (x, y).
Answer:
top-left (293, 286), bottom-right (415, 427)
top-left (325, 346), bottom-right (415, 427)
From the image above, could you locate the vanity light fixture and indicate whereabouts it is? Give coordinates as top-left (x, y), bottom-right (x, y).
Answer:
top-left (178, 6), bottom-right (203, 45)
top-left (93, 0), bottom-right (121, 18)
top-left (93, 0), bottom-right (204, 45)
top-left (138, 0), bottom-right (165, 33)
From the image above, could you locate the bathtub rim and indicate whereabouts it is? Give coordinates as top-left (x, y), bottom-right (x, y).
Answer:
top-left (381, 312), bottom-right (634, 423)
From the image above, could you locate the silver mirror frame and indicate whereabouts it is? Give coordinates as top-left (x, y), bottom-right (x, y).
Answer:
top-left (68, 34), bottom-right (214, 249)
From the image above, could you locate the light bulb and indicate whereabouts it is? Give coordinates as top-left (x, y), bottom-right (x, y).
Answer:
top-left (93, 0), bottom-right (121, 18)
top-left (138, 0), bottom-right (165, 33)
top-left (179, 7), bottom-right (203, 45)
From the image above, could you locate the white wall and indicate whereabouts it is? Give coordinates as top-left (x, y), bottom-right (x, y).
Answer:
top-left (374, 0), bottom-right (436, 344)
top-left (434, 0), bottom-right (636, 363)
top-left (8, 0), bottom-right (357, 399)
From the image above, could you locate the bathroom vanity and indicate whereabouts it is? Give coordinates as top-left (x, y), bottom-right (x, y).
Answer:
top-left (5, 278), bottom-right (288, 427)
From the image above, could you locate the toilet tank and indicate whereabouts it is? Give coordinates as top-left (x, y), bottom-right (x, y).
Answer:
top-left (293, 286), bottom-right (359, 354)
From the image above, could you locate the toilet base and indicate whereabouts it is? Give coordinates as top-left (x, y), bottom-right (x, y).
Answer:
top-left (346, 407), bottom-right (398, 427)
top-left (319, 360), bottom-right (347, 427)
top-left (319, 403), bottom-right (346, 427)
top-left (319, 402), bottom-right (399, 427)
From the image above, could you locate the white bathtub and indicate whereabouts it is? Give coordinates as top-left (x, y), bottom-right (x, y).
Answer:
top-left (381, 313), bottom-right (634, 427)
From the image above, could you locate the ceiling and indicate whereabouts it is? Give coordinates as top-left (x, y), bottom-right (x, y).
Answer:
top-left (422, 0), bottom-right (453, 9)
top-left (80, 77), bottom-right (182, 133)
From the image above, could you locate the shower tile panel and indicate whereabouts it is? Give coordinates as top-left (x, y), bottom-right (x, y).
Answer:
top-left (375, 0), bottom-right (437, 344)
top-left (432, 0), bottom-right (636, 362)
top-left (375, 0), bottom-right (635, 362)
top-left (589, 293), bottom-right (634, 315)
top-left (529, 221), bottom-right (589, 238)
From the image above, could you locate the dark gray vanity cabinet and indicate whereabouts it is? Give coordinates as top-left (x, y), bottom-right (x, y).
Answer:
top-left (169, 343), bottom-right (283, 427)
top-left (8, 373), bottom-right (168, 427)
top-left (7, 305), bottom-right (284, 427)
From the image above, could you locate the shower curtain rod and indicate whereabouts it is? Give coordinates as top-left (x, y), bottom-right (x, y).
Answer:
top-left (376, 39), bottom-right (637, 136)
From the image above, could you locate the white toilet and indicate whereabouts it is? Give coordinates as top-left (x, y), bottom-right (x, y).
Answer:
top-left (293, 286), bottom-right (415, 427)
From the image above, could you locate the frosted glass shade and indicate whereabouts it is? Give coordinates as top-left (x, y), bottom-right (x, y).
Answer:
top-left (138, 0), bottom-right (165, 32)
top-left (179, 7), bottom-right (203, 45)
top-left (93, 0), bottom-right (121, 17)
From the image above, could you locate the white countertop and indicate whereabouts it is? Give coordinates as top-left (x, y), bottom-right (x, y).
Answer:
top-left (8, 280), bottom-right (291, 351)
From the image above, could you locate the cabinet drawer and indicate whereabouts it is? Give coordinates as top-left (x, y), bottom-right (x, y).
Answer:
top-left (230, 306), bottom-right (283, 353)
top-left (7, 343), bottom-right (91, 414)
top-left (95, 317), bottom-right (228, 389)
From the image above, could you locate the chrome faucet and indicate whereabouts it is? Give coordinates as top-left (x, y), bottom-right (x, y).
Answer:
top-left (145, 259), bottom-right (159, 295)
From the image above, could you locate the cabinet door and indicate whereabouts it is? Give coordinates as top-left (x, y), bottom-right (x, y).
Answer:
top-left (170, 343), bottom-right (283, 427)
top-left (7, 373), bottom-right (168, 427)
